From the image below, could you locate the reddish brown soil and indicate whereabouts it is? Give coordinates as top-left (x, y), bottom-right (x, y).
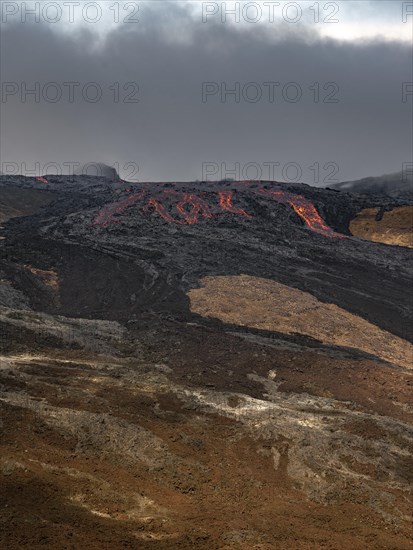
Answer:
top-left (1, 320), bottom-right (412, 549)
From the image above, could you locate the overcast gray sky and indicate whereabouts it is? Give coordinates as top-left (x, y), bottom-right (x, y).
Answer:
top-left (1, 1), bottom-right (412, 182)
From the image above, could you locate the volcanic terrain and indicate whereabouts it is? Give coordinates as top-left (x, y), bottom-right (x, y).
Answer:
top-left (0, 175), bottom-right (412, 549)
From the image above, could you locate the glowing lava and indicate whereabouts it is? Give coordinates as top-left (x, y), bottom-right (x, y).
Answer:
top-left (142, 192), bottom-right (213, 225)
top-left (262, 190), bottom-right (345, 238)
top-left (218, 191), bottom-right (252, 218)
top-left (36, 177), bottom-right (48, 184)
top-left (94, 191), bottom-right (144, 227)
top-left (176, 194), bottom-right (213, 225)
top-left (143, 196), bottom-right (182, 225)
top-left (93, 183), bottom-right (345, 239)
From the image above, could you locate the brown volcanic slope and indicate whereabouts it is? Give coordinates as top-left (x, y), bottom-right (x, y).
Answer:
top-left (350, 206), bottom-right (413, 248)
top-left (1, 312), bottom-right (413, 550)
top-left (1, 177), bottom-right (413, 549)
top-left (188, 275), bottom-right (413, 370)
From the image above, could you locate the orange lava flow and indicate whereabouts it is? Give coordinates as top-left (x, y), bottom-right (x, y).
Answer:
top-left (143, 196), bottom-right (183, 225)
top-left (218, 191), bottom-right (252, 218)
top-left (263, 190), bottom-right (346, 238)
top-left (93, 185), bottom-right (344, 238)
top-left (93, 191), bottom-right (144, 227)
top-left (175, 194), bottom-right (213, 225)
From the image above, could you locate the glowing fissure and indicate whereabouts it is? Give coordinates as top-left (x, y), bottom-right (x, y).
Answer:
top-left (144, 196), bottom-right (181, 225)
top-left (259, 189), bottom-right (345, 239)
top-left (92, 183), bottom-right (345, 239)
top-left (94, 191), bottom-right (144, 227)
top-left (218, 191), bottom-right (252, 218)
top-left (176, 194), bottom-right (213, 225)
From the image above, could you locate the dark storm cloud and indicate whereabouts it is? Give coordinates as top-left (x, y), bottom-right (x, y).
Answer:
top-left (0, 3), bottom-right (412, 183)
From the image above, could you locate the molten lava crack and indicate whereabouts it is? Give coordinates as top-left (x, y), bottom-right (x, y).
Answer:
top-left (93, 183), bottom-right (345, 238)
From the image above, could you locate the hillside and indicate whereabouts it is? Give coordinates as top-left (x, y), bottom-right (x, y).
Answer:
top-left (0, 175), bottom-right (412, 549)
